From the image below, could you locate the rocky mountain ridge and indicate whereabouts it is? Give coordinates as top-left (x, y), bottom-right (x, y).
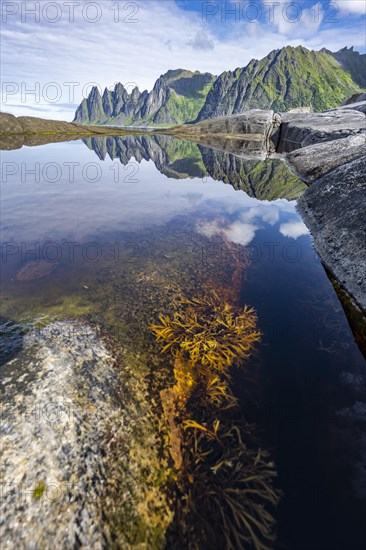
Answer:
top-left (74, 46), bottom-right (365, 126)
top-left (197, 46), bottom-right (364, 120)
top-left (82, 134), bottom-right (307, 200)
top-left (74, 69), bottom-right (216, 126)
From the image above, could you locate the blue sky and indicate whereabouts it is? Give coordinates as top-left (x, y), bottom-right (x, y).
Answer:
top-left (1, 0), bottom-right (365, 120)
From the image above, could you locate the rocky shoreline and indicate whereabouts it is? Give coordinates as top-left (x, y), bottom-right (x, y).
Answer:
top-left (297, 156), bottom-right (366, 313)
top-left (279, 107), bottom-right (365, 313)
top-left (0, 112), bottom-right (148, 150)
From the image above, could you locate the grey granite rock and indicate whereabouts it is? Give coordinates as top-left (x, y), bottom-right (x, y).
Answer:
top-left (0, 321), bottom-right (121, 548)
top-left (344, 93), bottom-right (366, 105)
top-left (0, 112), bottom-right (24, 134)
top-left (297, 155), bottom-right (366, 312)
top-left (277, 110), bottom-right (366, 152)
top-left (286, 134), bottom-right (366, 182)
top-left (165, 110), bottom-right (280, 139)
top-left (328, 100), bottom-right (366, 114)
top-left (0, 318), bottom-right (174, 548)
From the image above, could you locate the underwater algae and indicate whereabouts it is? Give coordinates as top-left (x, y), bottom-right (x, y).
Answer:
top-left (150, 289), bottom-right (280, 549)
top-left (150, 291), bottom-right (261, 374)
top-left (1, 217), bottom-right (280, 548)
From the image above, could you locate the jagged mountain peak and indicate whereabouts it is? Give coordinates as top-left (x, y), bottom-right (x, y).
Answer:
top-left (74, 69), bottom-right (216, 125)
top-left (89, 86), bottom-right (101, 98)
top-left (74, 45), bottom-right (364, 126)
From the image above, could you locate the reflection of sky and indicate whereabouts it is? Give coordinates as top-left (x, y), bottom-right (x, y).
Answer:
top-left (196, 201), bottom-right (309, 246)
top-left (1, 141), bottom-right (308, 245)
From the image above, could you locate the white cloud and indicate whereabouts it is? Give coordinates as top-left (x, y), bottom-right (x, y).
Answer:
top-left (272, 2), bottom-right (323, 38)
top-left (196, 219), bottom-right (258, 246)
top-left (1, 0), bottom-right (364, 120)
top-left (279, 220), bottom-right (309, 239)
top-left (241, 206), bottom-right (280, 225)
top-left (196, 200), bottom-right (302, 247)
top-left (188, 31), bottom-right (214, 51)
top-left (337, 1), bottom-right (366, 15)
top-left (224, 221), bottom-right (258, 245)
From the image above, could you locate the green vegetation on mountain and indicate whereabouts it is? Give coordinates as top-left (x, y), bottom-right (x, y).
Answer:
top-left (74, 46), bottom-right (364, 127)
top-left (197, 46), bottom-right (364, 120)
top-left (150, 82), bottom-right (215, 125)
top-left (323, 46), bottom-right (366, 88)
top-left (83, 135), bottom-right (306, 200)
top-left (198, 145), bottom-right (307, 200)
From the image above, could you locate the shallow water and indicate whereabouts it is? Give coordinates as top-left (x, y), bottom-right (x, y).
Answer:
top-left (1, 135), bottom-right (365, 549)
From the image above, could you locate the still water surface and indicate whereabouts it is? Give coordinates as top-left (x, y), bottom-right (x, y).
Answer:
top-left (1, 135), bottom-right (365, 549)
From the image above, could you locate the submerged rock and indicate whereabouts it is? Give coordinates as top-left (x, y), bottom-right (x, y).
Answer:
top-left (0, 321), bottom-right (121, 548)
top-left (16, 260), bottom-right (57, 281)
top-left (0, 319), bottom-right (174, 549)
top-left (297, 155), bottom-right (366, 312)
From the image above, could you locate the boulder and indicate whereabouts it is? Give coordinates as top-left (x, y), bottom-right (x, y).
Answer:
top-left (164, 110), bottom-right (280, 139)
top-left (277, 110), bottom-right (366, 152)
top-left (182, 134), bottom-right (269, 160)
top-left (0, 112), bottom-right (24, 134)
top-left (297, 155), bottom-right (366, 312)
top-left (328, 101), bottom-right (366, 115)
top-left (343, 93), bottom-right (366, 105)
top-left (286, 134), bottom-right (366, 182)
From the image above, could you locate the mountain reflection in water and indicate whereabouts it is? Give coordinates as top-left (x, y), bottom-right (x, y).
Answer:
top-left (82, 134), bottom-right (306, 200)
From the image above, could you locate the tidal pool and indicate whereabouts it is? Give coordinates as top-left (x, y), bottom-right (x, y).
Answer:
top-left (1, 135), bottom-right (365, 549)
